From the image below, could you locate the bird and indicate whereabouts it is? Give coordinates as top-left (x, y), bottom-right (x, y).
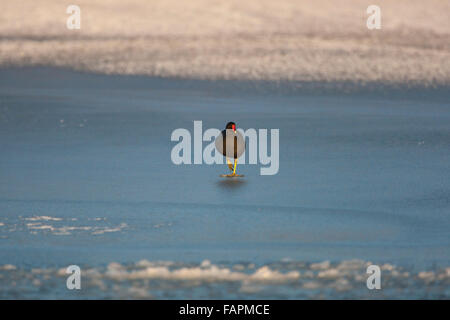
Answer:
top-left (215, 122), bottom-right (245, 177)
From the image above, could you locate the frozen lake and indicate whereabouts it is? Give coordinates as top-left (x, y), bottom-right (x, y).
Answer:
top-left (0, 68), bottom-right (449, 298)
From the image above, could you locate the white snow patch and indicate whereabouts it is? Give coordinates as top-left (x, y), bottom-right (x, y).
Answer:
top-left (0, 264), bottom-right (17, 271)
top-left (25, 216), bottom-right (62, 221)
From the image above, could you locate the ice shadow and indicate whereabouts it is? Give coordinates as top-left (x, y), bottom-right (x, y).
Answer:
top-left (216, 178), bottom-right (247, 190)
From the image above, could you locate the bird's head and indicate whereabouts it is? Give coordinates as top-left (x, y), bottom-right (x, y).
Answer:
top-left (226, 121), bottom-right (236, 133)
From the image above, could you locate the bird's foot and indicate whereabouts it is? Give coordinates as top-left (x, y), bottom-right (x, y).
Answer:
top-left (220, 173), bottom-right (244, 177)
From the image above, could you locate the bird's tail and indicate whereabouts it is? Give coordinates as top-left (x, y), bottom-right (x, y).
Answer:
top-left (226, 158), bottom-right (234, 171)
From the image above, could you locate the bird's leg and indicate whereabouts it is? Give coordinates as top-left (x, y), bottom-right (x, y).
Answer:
top-left (227, 158), bottom-right (234, 172)
top-left (221, 158), bottom-right (242, 177)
